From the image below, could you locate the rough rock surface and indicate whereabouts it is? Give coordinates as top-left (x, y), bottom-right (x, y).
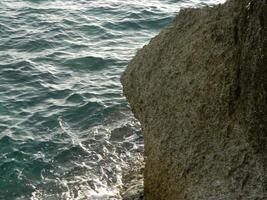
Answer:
top-left (121, 157), bottom-right (144, 200)
top-left (121, 0), bottom-right (267, 199)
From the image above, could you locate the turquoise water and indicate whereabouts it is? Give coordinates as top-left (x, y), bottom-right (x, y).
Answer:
top-left (0, 0), bottom-right (224, 199)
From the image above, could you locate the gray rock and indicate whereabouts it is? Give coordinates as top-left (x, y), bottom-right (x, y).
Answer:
top-left (121, 0), bottom-right (267, 199)
top-left (110, 126), bottom-right (132, 141)
top-left (121, 157), bottom-right (144, 200)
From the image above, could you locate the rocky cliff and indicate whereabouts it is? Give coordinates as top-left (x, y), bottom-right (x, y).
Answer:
top-left (121, 0), bottom-right (267, 199)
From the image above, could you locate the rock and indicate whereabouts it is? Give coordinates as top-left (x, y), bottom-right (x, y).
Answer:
top-left (121, 156), bottom-right (144, 200)
top-left (121, 182), bottom-right (144, 200)
top-left (110, 125), bottom-right (134, 141)
top-left (121, 0), bottom-right (267, 199)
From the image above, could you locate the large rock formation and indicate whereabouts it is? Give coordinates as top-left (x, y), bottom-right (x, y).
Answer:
top-left (121, 0), bottom-right (267, 199)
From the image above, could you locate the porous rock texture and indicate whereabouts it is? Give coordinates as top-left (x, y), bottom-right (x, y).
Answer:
top-left (121, 157), bottom-right (144, 200)
top-left (121, 0), bottom-right (267, 199)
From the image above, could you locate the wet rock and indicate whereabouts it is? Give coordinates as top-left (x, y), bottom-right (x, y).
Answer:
top-left (110, 125), bottom-right (135, 141)
top-left (121, 157), bottom-right (144, 200)
top-left (122, 182), bottom-right (144, 200)
top-left (121, 0), bottom-right (267, 199)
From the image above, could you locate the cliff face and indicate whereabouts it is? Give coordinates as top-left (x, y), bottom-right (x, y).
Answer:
top-left (121, 0), bottom-right (267, 199)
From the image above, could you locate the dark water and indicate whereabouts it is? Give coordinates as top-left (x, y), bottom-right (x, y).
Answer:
top-left (0, 0), bottom-right (224, 199)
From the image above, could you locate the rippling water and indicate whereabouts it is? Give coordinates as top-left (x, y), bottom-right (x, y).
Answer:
top-left (0, 0), bottom-right (225, 199)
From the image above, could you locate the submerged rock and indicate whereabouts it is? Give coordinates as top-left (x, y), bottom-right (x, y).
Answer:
top-left (121, 0), bottom-right (267, 199)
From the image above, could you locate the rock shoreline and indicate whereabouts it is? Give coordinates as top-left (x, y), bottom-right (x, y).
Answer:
top-left (121, 0), bottom-right (267, 199)
top-left (120, 156), bottom-right (144, 200)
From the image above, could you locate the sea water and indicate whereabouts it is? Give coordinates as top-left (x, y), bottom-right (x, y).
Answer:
top-left (0, 0), bottom-right (225, 199)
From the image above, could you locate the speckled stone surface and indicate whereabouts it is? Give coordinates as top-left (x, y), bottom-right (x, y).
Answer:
top-left (121, 0), bottom-right (267, 199)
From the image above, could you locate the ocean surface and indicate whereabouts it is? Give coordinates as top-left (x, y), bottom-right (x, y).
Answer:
top-left (0, 0), bottom-right (225, 199)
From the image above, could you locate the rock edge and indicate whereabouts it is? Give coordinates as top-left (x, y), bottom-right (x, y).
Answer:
top-left (121, 0), bottom-right (267, 199)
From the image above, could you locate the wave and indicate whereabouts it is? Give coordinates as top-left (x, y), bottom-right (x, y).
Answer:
top-left (0, 0), bottom-right (224, 199)
top-left (63, 56), bottom-right (117, 71)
